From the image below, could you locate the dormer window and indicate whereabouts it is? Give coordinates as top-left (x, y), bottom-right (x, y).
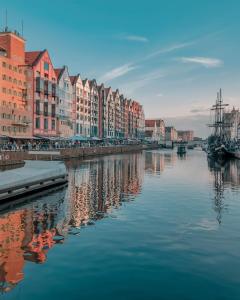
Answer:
top-left (44, 62), bottom-right (49, 71)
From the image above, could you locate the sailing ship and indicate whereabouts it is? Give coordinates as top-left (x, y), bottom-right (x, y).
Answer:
top-left (207, 89), bottom-right (240, 160)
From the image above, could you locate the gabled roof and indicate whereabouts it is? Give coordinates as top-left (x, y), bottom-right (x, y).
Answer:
top-left (97, 83), bottom-right (104, 91)
top-left (104, 87), bottom-right (111, 98)
top-left (25, 50), bottom-right (46, 66)
top-left (70, 75), bottom-right (79, 85)
top-left (54, 67), bottom-right (64, 79)
top-left (82, 78), bottom-right (89, 87)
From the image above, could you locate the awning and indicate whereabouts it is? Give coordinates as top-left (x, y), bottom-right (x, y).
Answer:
top-left (90, 137), bottom-right (102, 141)
top-left (70, 136), bottom-right (88, 141)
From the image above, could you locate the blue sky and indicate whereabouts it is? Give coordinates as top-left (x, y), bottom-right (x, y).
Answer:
top-left (2, 0), bottom-right (240, 136)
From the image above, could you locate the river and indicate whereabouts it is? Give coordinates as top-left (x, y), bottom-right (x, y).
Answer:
top-left (1, 149), bottom-right (240, 299)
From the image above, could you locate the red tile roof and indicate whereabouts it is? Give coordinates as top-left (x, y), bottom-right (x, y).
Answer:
top-left (145, 120), bottom-right (155, 127)
top-left (70, 75), bottom-right (77, 85)
top-left (25, 51), bottom-right (43, 65)
top-left (54, 68), bottom-right (63, 79)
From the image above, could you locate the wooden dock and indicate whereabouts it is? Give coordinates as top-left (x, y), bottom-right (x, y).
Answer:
top-left (0, 161), bottom-right (68, 202)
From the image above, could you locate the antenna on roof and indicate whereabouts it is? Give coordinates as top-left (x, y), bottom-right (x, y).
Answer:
top-left (21, 19), bottom-right (24, 36)
top-left (5, 9), bottom-right (8, 31)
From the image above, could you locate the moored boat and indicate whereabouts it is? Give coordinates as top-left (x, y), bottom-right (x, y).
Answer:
top-left (177, 144), bottom-right (186, 155)
top-left (207, 89), bottom-right (240, 160)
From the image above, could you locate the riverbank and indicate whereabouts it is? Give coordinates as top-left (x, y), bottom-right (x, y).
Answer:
top-left (0, 144), bottom-right (160, 166)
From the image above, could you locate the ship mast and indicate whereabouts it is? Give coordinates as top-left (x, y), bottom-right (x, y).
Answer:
top-left (209, 89), bottom-right (229, 139)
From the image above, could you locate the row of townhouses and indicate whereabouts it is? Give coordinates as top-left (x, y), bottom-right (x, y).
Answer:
top-left (0, 29), bottom-right (145, 140)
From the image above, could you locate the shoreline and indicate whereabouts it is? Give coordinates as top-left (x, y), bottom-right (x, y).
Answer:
top-left (0, 144), bottom-right (160, 166)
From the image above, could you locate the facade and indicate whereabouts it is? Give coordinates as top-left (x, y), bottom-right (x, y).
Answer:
top-left (55, 66), bottom-right (74, 137)
top-left (0, 30), bottom-right (32, 138)
top-left (177, 130), bottom-right (194, 142)
top-left (81, 79), bottom-right (91, 137)
top-left (97, 84), bottom-right (105, 139)
top-left (106, 87), bottom-right (115, 138)
top-left (136, 104), bottom-right (145, 139)
top-left (89, 79), bottom-right (99, 137)
top-left (145, 119), bottom-right (165, 142)
top-left (25, 49), bottom-right (57, 137)
top-left (113, 89), bottom-right (121, 138)
top-left (165, 126), bottom-right (178, 141)
top-left (223, 108), bottom-right (240, 140)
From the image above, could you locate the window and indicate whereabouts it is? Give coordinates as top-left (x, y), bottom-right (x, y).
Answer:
top-left (52, 104), bottom-right (56, 117)
top-left (51, 119), bottom-right (55, 130)
top-left (44, 102), bottom-right (48, 116)
top-left (44, 118), bottom-right (48, 130)
top-left (35, 117), bottom-right (40, 129)
top-left (36, 100), bottom-right (40, 115)
top-left (44, 62), bottom-right (49, 71)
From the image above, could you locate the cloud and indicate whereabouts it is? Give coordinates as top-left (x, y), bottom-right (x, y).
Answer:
top-left (145, 42), bottom-right (193, 60)
top-left (179, 56), bottom-right (223, 68)
top-left (190, 107), bottom-right (209, 113)
top-left (99, 63), bottom-right (137, 82)
top-left (157, 93), bottom-right (163, 97)
top-left (119, 69), bottom-right (166, 94)
top-left (123, 35), bottom-right (149, 43)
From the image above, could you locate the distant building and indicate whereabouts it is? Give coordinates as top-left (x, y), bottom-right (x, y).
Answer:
top-left (177, 130), bottom-right (194, 142)
top-left (165, 126), bottom-right (178, 141)
top-left (223, 107), bottom-right (240, 140)
top-left (0, 30), bottom-right (32, 138)
top-left (145, 119), bottom-right (165, 142)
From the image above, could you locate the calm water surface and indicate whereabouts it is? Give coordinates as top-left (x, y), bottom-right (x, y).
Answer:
top-left (1, 150), bottom-right (240, 299)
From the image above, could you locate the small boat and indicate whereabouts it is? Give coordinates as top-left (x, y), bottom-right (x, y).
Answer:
top-left (177, 144), bottom-right (186, 155)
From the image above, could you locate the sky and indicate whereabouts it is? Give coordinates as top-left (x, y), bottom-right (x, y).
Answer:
top-left (1, 0), bottom-right (240, 137)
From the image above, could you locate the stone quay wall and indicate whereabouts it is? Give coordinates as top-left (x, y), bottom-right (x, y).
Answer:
top-left (0, 144), bottom-right (159, 166)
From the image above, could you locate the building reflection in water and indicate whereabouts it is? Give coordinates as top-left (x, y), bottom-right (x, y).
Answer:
top-left (66, 153), bottom-right (144, 227)
top-left (1, 151), bottom-right (237, 293)
top-left (145, 150), bottom-right (176, 174)
top-left (0, 189), bottom-right (68, 293)
top-left (0, 153), bottom-right (145, 293)
top-left (208, 159), bottom-right (240, 224)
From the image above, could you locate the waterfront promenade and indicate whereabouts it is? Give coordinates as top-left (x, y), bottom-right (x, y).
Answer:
top-left (0, 143), bottom-right (160, 166)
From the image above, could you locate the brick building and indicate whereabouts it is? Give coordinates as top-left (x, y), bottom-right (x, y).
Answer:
top-left (0, 30), bottom-right (32, 138)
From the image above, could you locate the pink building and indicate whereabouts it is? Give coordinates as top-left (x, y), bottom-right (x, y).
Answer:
top-left (25, 50), bottom-right (58, 137)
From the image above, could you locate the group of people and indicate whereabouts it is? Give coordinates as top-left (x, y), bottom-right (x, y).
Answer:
top-left (0, 138), bottom-right (141, 151)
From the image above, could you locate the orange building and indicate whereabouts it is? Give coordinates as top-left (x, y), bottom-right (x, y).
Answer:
top-left (0, 29), bottom-right (32, 138)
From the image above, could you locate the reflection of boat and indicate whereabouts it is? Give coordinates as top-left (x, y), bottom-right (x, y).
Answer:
top-left (207, 89), bottom-right (240, 160)
top-left (177, 144), bottom-right (186, 155)
top-left (208, 157), bottom-right (240, 223)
